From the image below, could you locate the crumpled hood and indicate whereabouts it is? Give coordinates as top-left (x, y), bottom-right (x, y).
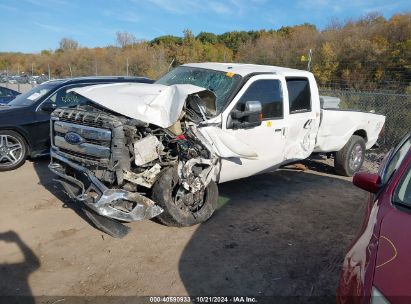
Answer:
top-left (70, 83), bottom-right (215, 128)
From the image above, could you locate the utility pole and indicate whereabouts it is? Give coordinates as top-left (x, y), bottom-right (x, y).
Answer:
top-left (307, 49), bottom-right (313, 72)
top-left (48, 64), bottom-right (51, 80)
top-left (126, 58), bottom-right (129, 76)
top-left (68, 64), bottom-right (73, 78)
top-left (168, 58), bottom-right (175, 72)
top-left (95, 59), bottom-right (98, 76)
top-left (31, 63), bottom-right (34, 76)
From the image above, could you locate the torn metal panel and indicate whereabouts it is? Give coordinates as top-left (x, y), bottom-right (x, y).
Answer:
top-left (69, 83), bottom-right (216, 128)
top-left (49, 151), bottom-right (163, 223)
top-left (197, 126), bottom-right (258, 159)
top-left (84, 189), bottom-right (164, 222)
top-left (123, 164), bottom-right (162, 188)
top-left (178, 158), bottom-right (218, 192)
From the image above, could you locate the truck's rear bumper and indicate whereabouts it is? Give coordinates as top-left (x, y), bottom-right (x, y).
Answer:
top-left (49, 151), bottom-right (163, 223)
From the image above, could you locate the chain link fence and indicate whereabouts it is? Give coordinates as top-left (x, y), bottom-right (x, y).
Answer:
top-left (2, 82), bottom-right (36, 93)
top-left (320, 89), bottom-right (411, 151)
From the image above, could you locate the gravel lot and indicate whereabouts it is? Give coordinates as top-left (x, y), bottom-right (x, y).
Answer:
top-left (0, 157), bottom-right (373, 302)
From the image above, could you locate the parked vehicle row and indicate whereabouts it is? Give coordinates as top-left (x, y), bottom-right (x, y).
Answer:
top-left (0, 74), bottom-right (49, 84)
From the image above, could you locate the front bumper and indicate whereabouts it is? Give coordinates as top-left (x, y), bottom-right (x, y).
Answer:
top-left (49, 151), bottom-right (163, 223)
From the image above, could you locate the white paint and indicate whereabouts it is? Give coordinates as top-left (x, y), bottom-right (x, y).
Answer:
top-left (314, 110), bottom-right (385, 152)
top-left (198, 126), bottom-right (258, 159)
top-left (184, 62), bottom-right (314, 78)
top-left (69, 83), bottom-right (213, 128)
top-left (217, 74), bottom-right (288, 183)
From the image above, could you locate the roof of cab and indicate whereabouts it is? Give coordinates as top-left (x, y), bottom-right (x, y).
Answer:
top-left (183, 62), bottom-right (313, 78)
top-left (45, 76), bottom-right (153, 86)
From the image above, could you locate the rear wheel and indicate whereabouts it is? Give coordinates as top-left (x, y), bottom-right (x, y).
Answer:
top-left (334, 135), bottom-right (366, 177)
top-left (0, 130), bottom-right (28, 172)
top-left (152, 167), bottom-right (218, 227)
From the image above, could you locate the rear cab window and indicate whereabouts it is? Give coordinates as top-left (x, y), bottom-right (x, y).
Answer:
top-left (286, 78), bottom-right (311, 113)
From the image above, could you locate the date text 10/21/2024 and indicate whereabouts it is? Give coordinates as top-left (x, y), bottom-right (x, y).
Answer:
top-left (149, 296), bottom-right (258, 303)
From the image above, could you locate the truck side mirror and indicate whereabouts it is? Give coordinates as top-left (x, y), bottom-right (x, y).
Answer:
top-left (230, 100), bottom-right (262, 129)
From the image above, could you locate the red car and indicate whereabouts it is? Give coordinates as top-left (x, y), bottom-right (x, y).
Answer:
top-left (337, 131), bottom-right (411, 303)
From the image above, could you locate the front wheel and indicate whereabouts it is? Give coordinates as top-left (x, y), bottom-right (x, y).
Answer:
top-left (334, 135), bottom-right (366, 177)
top-left (151, 167), bottom-right (218, 227)
top-left (0, 130), bottom-right (28, 172)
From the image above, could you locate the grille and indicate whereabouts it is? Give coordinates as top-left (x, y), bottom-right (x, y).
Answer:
top-left (51, 117), bottom-right (112, 165)
top-left (54, 108), bottom-right (109, 128)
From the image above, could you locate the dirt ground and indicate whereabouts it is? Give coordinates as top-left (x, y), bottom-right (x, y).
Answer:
top-left (0, 156), bottom-right (372, 302)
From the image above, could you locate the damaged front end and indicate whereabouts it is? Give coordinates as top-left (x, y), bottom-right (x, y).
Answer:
top-left (49, 84), bottom-right (220, 237)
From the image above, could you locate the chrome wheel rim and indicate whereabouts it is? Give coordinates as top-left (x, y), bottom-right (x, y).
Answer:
top-left (0, 135), bottom-right (24, 167)
top-left (349, 143), bottom-right (363, 171)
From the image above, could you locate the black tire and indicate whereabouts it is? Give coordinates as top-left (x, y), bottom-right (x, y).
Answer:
top-left (152, 166), bottom-right (218, 227)
top-left (0, 130), bottom-right (28, 172)
top-left (334, 135), bottom-right (366, 177)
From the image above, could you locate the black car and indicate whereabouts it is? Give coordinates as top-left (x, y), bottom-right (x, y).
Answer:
top-left (0, 86), bottom-right (21, 104)
top-left (0, 76), bottom-right (153, 171)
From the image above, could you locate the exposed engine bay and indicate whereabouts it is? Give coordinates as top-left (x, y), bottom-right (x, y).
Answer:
top-left (49, 84), bottom-right (223, 237)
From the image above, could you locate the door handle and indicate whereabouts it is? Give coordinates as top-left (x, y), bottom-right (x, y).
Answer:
top-left (274, 128), bottom-right (281, 132)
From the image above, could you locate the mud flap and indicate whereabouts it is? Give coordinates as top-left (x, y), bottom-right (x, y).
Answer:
top-left (82, 208), bottom-right (130, 238)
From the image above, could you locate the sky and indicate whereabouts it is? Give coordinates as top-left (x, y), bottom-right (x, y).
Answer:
top-left (0, 0), bottom-right (409, 53)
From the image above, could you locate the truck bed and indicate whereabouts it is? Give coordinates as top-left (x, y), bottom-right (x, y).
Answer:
top-left (314, 109), bottom-right (385, 153)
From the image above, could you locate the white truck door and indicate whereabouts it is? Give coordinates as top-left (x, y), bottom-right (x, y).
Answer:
top-left (218, 75), bottom-right (288, 183)
top-left (283, 76), bottom-right (321, 161)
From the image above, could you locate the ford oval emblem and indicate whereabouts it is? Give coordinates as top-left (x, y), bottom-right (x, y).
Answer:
top-left (64, 132), bottom-right (84, 145)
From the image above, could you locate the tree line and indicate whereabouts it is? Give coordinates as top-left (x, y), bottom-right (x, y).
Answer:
top-left (0, 13), bottom-right (410, 92)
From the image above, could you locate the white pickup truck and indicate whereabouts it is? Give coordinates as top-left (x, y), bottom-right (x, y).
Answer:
top-left (49, 63), bottom-right (385, 236)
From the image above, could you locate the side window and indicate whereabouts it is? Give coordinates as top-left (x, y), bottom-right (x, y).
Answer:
top-left (237, 79), bottom-right (283, 119)
top-left (286, 78), bottom-right (311, 113)
top-left (393, 162), bottom-right (411, 207)
top-left (5, 88), bottom-right (15, 96)
top-left (0, 88), bottom-right (11, 97)
top-left (382, 138), bottom-right (411, 184)
top-left (45, 85), bottom-right (90, 108)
